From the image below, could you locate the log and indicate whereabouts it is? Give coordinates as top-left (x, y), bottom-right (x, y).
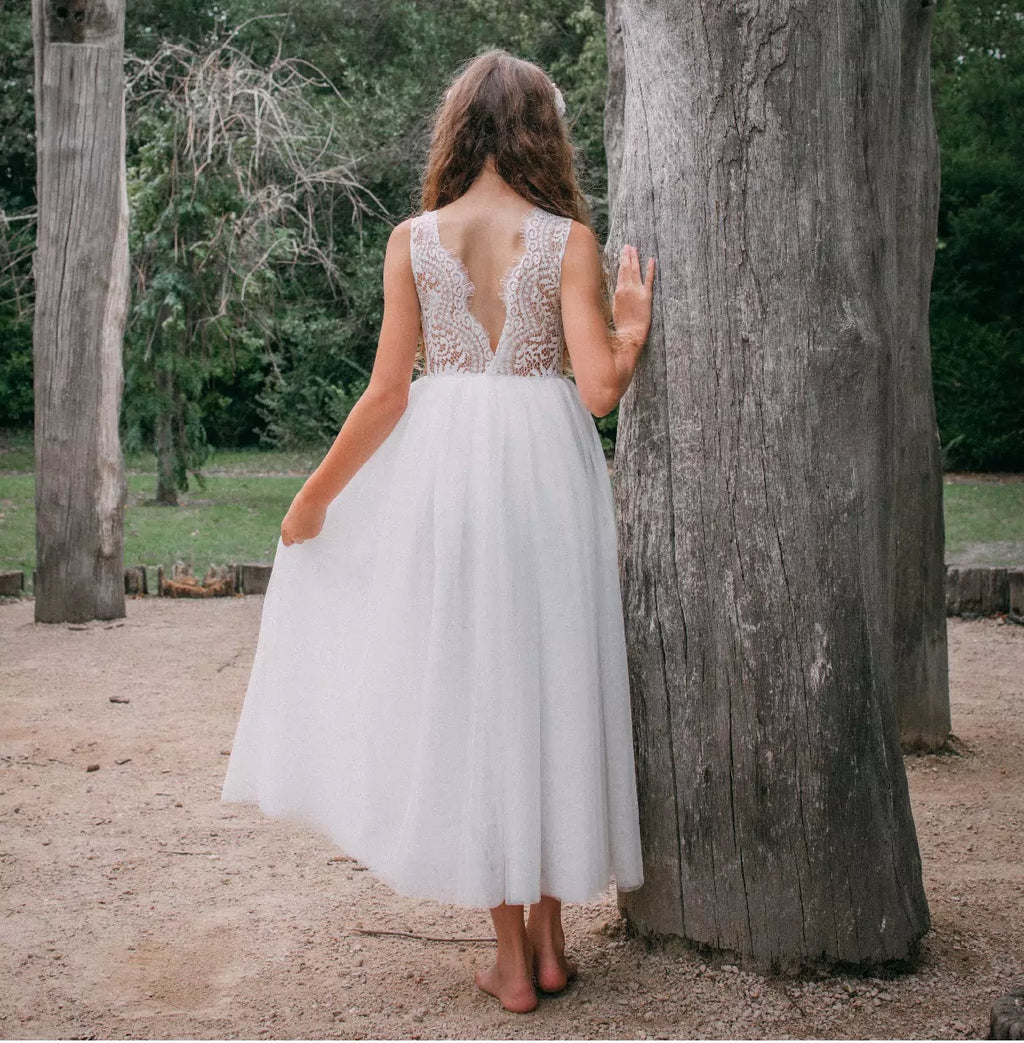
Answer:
top-left (123, 566), bottom-right (147, 596)
top-left (0, 571), bottom-right (26, 597)
top-left (1009, 569), bottom-right (1024, 617)
top-left (945, 565), bottom-right (1009, 616)
top-left (238, 564), bottom-right (273, 596)
top-left (158, 561), bottom-right (234, 598)
top-left (607, 0), bottom-right (930, 969)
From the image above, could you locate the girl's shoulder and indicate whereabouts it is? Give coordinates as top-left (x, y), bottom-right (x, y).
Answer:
top-left (387, 216), bottom-right (417, 246)
top-left (563, 219), bottom-right (600, 258)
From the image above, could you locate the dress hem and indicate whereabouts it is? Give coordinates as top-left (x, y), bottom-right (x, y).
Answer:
top-left (220, 791), bottom-right (642, 910)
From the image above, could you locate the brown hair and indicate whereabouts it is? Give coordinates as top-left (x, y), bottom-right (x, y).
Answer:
top-left (420, 50), bottom-right (591, 227)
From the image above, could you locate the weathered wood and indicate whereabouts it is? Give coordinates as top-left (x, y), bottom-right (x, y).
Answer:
top-left (0, 571), bottom-right (26, 596)
top-left (603, 0), bottom-right (625, 207)
top-left (607, 0), bottom-right (930, 969)
top-left (945, 565), bottom-right (1010, 616)
top-left (1009, 569), bottom-right (1024, 617)
top-left (238, 563), bottom-right (273, 596)
top-left (32, 0), bottom-right (128, 623)
top-left (157, 561), bottom-right (234, 598)
top-left (123, 566), bottom-right (147, 596)
top-left (890, 0), bottom-right (950, 751)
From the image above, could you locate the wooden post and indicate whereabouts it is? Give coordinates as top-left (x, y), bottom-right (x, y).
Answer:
top-left (607, 0), bottom-right (930, 968)
top-left (32, 0), bottom-right (128, 622)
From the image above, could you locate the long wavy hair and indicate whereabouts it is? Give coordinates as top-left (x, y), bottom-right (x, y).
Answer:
top-left (421, 49), bottom-right (591, 226)
top-left (417, 51), bottom-right (605, 373)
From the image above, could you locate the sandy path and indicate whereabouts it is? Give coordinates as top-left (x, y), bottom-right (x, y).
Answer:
top-left (0, 599), bottom-right (1021, 1040)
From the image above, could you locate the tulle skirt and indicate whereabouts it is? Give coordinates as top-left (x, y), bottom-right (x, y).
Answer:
top-left (220, 371), bottom-right (644, 908)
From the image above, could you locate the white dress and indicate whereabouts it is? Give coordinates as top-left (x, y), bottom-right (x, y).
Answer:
top-left (220, 204), bottom-right (645, 908)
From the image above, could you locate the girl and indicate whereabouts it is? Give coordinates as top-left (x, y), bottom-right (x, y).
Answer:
top-left (221, 49), bottom-right (655, 1014)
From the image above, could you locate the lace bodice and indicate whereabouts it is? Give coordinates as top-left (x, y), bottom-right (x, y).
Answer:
top-left (410, 206), bottom-right (573, 377)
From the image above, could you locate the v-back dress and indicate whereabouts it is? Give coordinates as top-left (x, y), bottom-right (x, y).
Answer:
top-left (220, 204), bottom-right (645, 908)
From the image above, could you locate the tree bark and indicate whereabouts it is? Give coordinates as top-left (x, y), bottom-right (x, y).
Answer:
top-left (891, 1), bottom-right (951, 751)
top-left (607, 0), bottom-right (931, 969)
top-left (32, 0), bottom-right (128, 622)
top-left (604, 0), bottom-right (625, 207)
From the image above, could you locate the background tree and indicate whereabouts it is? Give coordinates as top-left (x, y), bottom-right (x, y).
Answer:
top-left (32, 0), bottom-right (129, 623)
top-left (891, 0), bottom-right (950, 751)
top-left (607, 0), bottom-right (931, 968)
top-left (122, 32), bottom-right (371, 503)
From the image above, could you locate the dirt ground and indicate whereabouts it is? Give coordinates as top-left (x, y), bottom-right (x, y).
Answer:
top-left (1, 598), bottom-right (1021, 1041)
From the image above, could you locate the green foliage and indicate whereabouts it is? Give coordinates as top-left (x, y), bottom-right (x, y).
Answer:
top-left (0, 211), bottom-right (34, 427)
top-left (0, 317), bottom-right (33, 426)
top-left (3, 1), bottom-right (1020, 472)
top-left (256, 308), bottom-right (373, 449)
top-left (0, 0), bottom-right (35, 213)
top-left (595, 405), bottom-right (618, 456)
top-left (0, 0), bottom-right (35, 426)
top-left (930, 0), bottom-right (1024, 470)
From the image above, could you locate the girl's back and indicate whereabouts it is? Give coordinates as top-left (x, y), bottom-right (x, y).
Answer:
top-left (411, 192), bottom-right (573, 378)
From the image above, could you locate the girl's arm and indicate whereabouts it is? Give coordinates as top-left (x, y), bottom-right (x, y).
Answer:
top-left (560, 222), bottom-right (655, 418)
top-left (281, 220), bottom-right (421, 546)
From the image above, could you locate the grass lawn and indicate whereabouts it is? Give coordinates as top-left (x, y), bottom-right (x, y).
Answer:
top-left (1, 433), bottom-right (310, 590)
top-left (942, 475), bottom-right (1024, 565)
top-left (0, 473), bottom-right (306, 588)
top-left (2, 429), bottom-right (1022, 590)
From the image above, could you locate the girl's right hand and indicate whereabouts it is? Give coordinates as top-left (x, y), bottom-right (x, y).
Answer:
top-left (281, 488), bottom-right (328, 546)
top-left (612, 244), bottom-right (655, 351)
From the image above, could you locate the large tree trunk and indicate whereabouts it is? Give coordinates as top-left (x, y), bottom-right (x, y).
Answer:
top-left (32, 0), bottom-right (128, 623)
top-left (891, 2), bottom-right (951, 752)
top-left (607, 0), bottom-right (931, 969)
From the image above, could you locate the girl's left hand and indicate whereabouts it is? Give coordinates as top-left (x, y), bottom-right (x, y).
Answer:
top-left (281, 489), bottom-right (327, 546)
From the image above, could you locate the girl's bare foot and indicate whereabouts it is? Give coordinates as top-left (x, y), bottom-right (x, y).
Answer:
top-left (474, 937), bottom-right (538, 1012)
top-left (527, 895), bottom-right (578, 993)
top-left (529, 937), bottom-right (578, 993)
top-left (476, 902), bottom-right (538, 1012)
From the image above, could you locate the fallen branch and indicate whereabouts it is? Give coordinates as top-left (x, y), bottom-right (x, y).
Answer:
top-left (352, 928), bottom-right (494, 945)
